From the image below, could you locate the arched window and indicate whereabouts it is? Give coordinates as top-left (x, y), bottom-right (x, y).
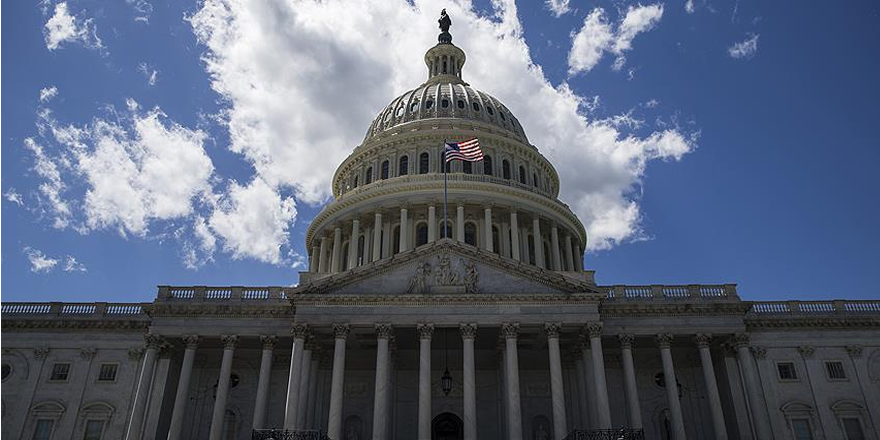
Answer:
top-left (381, 160), bottom-right (390, 179)
top-left (472, 102), bottom-right (481, 111)
top-left (519, 166), bottom-right (527, 184)
top-left (352, 175), bottom-right (359, 189)
top-left (527, 237), bottom-right (536, 265)
top-left (463, 161), bottom-right (472, 174)
top-left (357, 236), bottom-right (365, 266)
top-left (341, 243), bottom-right (349, 271)
top-left (416, 224), bottom-right (428, 247)
top-left (442, 99), bottom-right (450, 108)
top-left (492, 226), bottom-right (500, 254)
top-left (544, 241), bottom-right (552, 269)
top-left (464, 223), bottom-right (477, 246)
top-left (533, 173), bottom-right (539, 187)
top-left (502, 160), bottom-right (511, 180)
top-left (365, 167), bottom-right (373, 184)
top-left (399, 156), bottom-right (409, 176)
top-left (419, 152), bottom-right (430, 174)
top-left (392, 226), bottom-right (401, 254)
top-left (483, 155), bottom-right (493, 176)
top-left (457, 100), bottom-right (465, 109)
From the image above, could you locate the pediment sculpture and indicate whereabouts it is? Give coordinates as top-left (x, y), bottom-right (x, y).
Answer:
top-left (406, 255), bottom-right (479, 294)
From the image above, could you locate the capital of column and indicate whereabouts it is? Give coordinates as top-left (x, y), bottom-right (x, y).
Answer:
top-left (577, 334), bottom-right (589, 350)
top-left (417, 323), bottom-right (435, 340)
top-left (375, 323), bottom-right (394, 339)
top-left (460, 323), bottom-right (478, 340)
top-left (127, 348), bottom-right (144, 361)
top-left (797, 346), bottom-right (815, 358)
top-left (182, 334), bottom-right (201, 349)
top-left (694, 333), bottom-right (712, 349)
top-left (333, 324), bottom-right (351, 340)
top-left (846, 345), bottom-right (863, 358)
top-left (732, 332), bottom-right (750, 349)
top-left (585, 322), bottom-right (603, 339)
top-left (751, 346), bottom-right (768, 359)
top-left (221, 335), bottom-right (239, 350)
top-left (656, 333), bottom-right (674, 349)
top-left (80, 348), bottom-right (97, 359)
top-left (291, 324), bottom-right (310, 339)
top-left (144, 333), bottom-right (165, 349)
top-left (260, 335), bottom-right (277, 350)
top-left (501, 322), bottom-right (520, 340)
top-left (34, 347), bottom-right (50, 359)
top-left (543, 322), bottom-right (562, 339)
top-left (618, 333), bottom-right (635, 349)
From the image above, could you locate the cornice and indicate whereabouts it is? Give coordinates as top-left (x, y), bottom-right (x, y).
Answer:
top-left (144, 303), bottom-right (295, 319)
top-left (600, 301), bottom-right (752, 317)
top-left (2, 319), bottom-right (149, 331)
top-left (293, 292), bottom-right (598, 307)
top-left (745, 316), bottom-right (880, 330)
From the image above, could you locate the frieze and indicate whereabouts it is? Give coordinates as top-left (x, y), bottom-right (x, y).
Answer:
top-left (2, 319), bottom-right (150, 331)
top-left (144, 303), bottom-right (294, 319)
top-left (745, 316), bottom-right (880, 330)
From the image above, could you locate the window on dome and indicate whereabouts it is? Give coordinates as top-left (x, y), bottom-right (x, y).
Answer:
top-left (457, 100), bottom-right (465, 109)
top-left (381, 161), bottom-right (389, 180)
top-left (500, 112), bottom-right (506, 121)
top-left (519, 166), bottom-right (527, 184)
top-left (383, 112), bottom-right (392, 122)
top-left (483, 155), bottom-right (493, 176)
top-left (464, 223), bottom-right (477, 246)
top-left (393, 226), bottom-right (401, 254)
top-left (416, 224), bottom-right (428, 247)
top-left (352, 175), bottom-right (359, 189)
top-left (442, 99), bottom-right (449, 108)
top-left (487, 107), bottom-right (495, 115)
top-left (410, 101), bottom-right (419, 112)
top-left (399, 156), bottom-right (409, 176)
top-left (425, 100), bottom-right (434, 109)
top-left (472, 102), bottom-right (481, 111)
top-left (533, 173), bottom-right (539, 187)
top-left (463, 161), bottom-right (472, 174)
top-left (502, 160), bottom-right (511, 180)
top-left (419, 152), bottom-right (429, 174)
top-left (443, 60), bottom-right (448, 74)
top-left (365, 167), bottom-right (373, 184)
top-left (492, 226), bottom-right (500, 254)
top-left (396, 106), bottom-right (404, 117)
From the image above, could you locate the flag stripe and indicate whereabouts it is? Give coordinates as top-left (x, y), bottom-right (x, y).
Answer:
top-left (444, 138), bottom-right (483, 163)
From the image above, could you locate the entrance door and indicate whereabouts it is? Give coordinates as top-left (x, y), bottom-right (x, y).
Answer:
top-left (432, 412), bottom-right (463, 440)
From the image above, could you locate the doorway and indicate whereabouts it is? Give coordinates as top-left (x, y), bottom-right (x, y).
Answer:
top-left (432, 412), bottom-right (463, 440)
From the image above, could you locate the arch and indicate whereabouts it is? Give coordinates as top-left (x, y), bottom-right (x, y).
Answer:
top-left (462, 161), bottom-right (472, 174)
top-left (419, 152), bottom-right (430, 174)
top-left (416, 223), bottom-right (429, 247)
top-left (31, 401), bottom-right (66, 419)
top-left (502, 160), bottom-right (511, 180)
top-left (80, 401), bottom-right (114, 419)
top-left (399, 156), bottom-right (409, 176)
top-left (483, 155), bottom-right (493, 176)
top-left (381, 160), bottom-right (390, 180)
top-left (519, 166), bottom-right (527, 184)
top-left (464, 222), bottom-right (478, 247)
top-left (432, 412), bottom-right (463, 440)
top-left (365, 167), bottom-right (373, 184)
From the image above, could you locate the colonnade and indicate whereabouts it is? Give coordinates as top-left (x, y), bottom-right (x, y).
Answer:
top-left (125, 327), bottom-right (775, 440)
top-left (309, 204), bottom-right (584, 274)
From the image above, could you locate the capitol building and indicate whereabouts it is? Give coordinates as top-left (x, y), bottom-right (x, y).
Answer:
top-left (3, 14), bottom-right (879, 440)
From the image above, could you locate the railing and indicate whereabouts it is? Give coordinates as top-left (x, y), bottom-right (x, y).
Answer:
top-left (749, 300), bottom-right (880, 316)
top-left (158, 286), bottom-right (289, 302)
top-left (1, 302), bottom-right (149, 318)
top-left (563, 429), bottom-right (645, 440)
top-left (602, 284), bottom-right (739, 301)
top-left (251, 429), bottom-right (330, 440)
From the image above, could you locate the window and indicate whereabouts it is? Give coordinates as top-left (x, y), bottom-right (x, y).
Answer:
top-left (842, 418), bottom-right (865, 440)
top-left (502, 160), bottom-right (511, 180)
top-left (457, 100), bottom-right (465, 109)
top-left (464, 223), bottom-right (477, 246)
top-left (380, 160), bottom-right (389, 179)
top-left (533, 173), bottom-right (538, 187)
top-left (396, 106), bottom-right (404, 117)
top-left (825, 361), bottom-right (846, 380)
top-left (50, 363), bottom-right (70, 381)
top-left (352, 175), bottom-right (359, 189)
top-left (487, 106), bottom-right (495, 115)
top-left (410, 101), bottom-right (419, 112)
top-left (357, 236), bottom-right (365, 266)
top-left (2, 363), bottom-right (11, 380)
top-left (462, 161), bottom-right (472, 174)
top-left (97, 364), bottom-right (117, 382)
top-left (399, 156), bottom-right (409, 176)
top-left (777, 362), bottom-right (798, 381)
top-left (419, 152), bottom-right (429, 174)
top-left (416, 224), bottom-right (428, 247)
top-left (32, 419), bottom-right (54, 440)
top-left (519, 166), bottom-right (527, 184)
top-left (425, 100), bottom-right (434, 109)
top-left (83, 420), bottom-right (105, 440)
top-left (492, 226), bottom-right (500, 254)
top-left (442, 99), bottom-right (449, 108)
top-left (500, 112), bottom-right (506, 121)
top-left (392, 226), bottom-right (401, 254)
top-left (472, 102), bottom-right (480, 111)
top-left (791, 419), bottom-right (813, 440)
top-left (365, 167), bottom-right (373, 184)
top-left (483, 155), bottom-right (493, 176)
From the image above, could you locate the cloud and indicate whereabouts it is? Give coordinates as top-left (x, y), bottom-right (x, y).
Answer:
top-left (63, 256), bottom-right (88, 272)
top-left (545, 0), bottom-right (571, 17)
top-left (568, 4), bottom-right (664, 75)
top-left (189, 0), bottom-right (694, 252)
top-left (685, 0), bottom-right (695, 14)
top-left (5, 188), bottom-right (24, 206)
top-left (728, 34), bottom-right (759, 59)
top-left (25, 137), bottom-right (74, 229)
top-left (24, 247), bottom-right (59, 273)
top-left (43, 2), bottom-right (102, 51)
top-left (138, 63), bottom-right (159, 86)
top-left (40, 86), bottom-right (58, 103)
top-left (127, 0), bottom-right (153, 23)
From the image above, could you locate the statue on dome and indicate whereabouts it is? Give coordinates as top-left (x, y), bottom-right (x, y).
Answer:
top-left (438, 9), bottom-right (453, 43)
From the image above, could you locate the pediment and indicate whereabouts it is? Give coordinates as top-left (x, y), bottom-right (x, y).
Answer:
top-left (292, 240), bottom-right (599, 296)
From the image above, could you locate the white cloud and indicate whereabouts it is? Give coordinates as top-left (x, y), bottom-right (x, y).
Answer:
top-left (40, 86), bottom-right (58, 103)
top-left (644, 98), bottom-right (660, 108)
top-left (545, 0), bottom-right (571, 17)
top-left (685, 0), bottom-right (695, 14)
top-left (43, 2), bottom-right (102, 51)
top-left (25, 137), bottom-right (74, 229)
top-left (23, 247), bottom-right (59, 273)
top-left (138, 63), bottom-right (159, 86)
top-left (127, 0), bottom-right (153, 23)
top-left (568, 4), bottom-right (664, 76)
top-left (63, 256), bottom-right (88, 272)
top-left (208, 178), bottom-right (297, 264)
top-left (5, 188), bottom-right (24, 206)
top-left (190, 0), bottom-right (694, 251)
top-left (728, 34), bottom-right (759, 59)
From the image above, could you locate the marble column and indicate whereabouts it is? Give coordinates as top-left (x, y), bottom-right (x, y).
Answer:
top-left (502, 323), bottom-right (523, 440)
top-left (363, 227), bottom-right (373, 264)
top-left (125, 334), bottom-right (162, 440)
top-left (585, 323), bottom-right (611, 429)
top-left (533, 217), bottom-right (545, 268)
top-left (574, 354), bottom-right (589, 429)
top-left (209, 335), bottom-right (238, 440)
top-left (331, 226), bottom-right (342, 273)
top-left (348, 219), bottom-right (360, 269)
top-left (550, 222), bottom-right (561, 271)
top-left (734, 333), bottom-right (772, 440)
top-left (564, 235), bottom-right (574, 271)
top-left (306, 357), bottom-right (319, 429)
top-left (695, 334), bottom-right (727, 440)
top-left (484, 206), bottom-right (494, 252)
top-left (460, 324), bottom-right (478, 440)
top-left (318, 237), bottom-right (329, 273)
top-left (382, 221), bottom-right (392, 258)
top-left (578, 339), bottom-right (599, 428)
top-left (510, 209), bottom-right (521, 261)
top-left (456, 203), bottom-right (465, 242)
top-left (310, 246), bottom-right (319, 273)
top-left (372, 324), bottom-right (394, 440)
top-left (417, 324), bottom-right (434, 440)
top-left (657, 333), bottom-right (686, 440)
top-left (252, 336), bottom-right (276, 430)
top-left (296, 344), bottom-right (313, 428)
top-left (544, 323), bottom-right (568, 440)
top-left (399, 207), bottom-right (409, 252)
top-left (373, 211), bottom-right (383, 261)
top-left (501, 221), bottom-right (511, 258)
top-left (428, 205), bottom-right (437, 242)
top-left (327, 324), bottom-right (350, 440)
top-left (618, 334), bottom-right (642, 429)
top-left (284, 324), bottom-right (309, 429)
top-left (167, 336), bottom-right (198, 440)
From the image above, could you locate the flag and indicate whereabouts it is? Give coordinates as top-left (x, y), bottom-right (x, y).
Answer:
top-left (444, 138), bottom-right (483, 162)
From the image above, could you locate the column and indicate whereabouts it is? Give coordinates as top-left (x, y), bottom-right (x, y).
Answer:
top-left (306, 357), bottom-right (319, 429)
top-left (166, 336), bottom-right (199, 440)
top-left (399, 206), bottom-right (409, 252)
top-left (734, 333), bottom-right (772, 440)
top-left (252, 336), bottom-right (276, 430)
top-left (618, 334), bottom-right (642, 429)
top-left (460, 324), bottom-right (478, 440)
top-left (363, 227), bottom-right (373, 264)
top-left (484, 206), bottom-right (493, 252)
top-left (428, 205), bottom-right (437, 242)
top-left (456, 203), bottom-right (465, 242)
top-left (417, 324), bottom-right (434, 440)
top-left (586, 323), bottom-right (611, 429)
top-left (575, 244), bottom-right (583, 271)
top-left (373, 212), bottom-right (383, 261)
top-left (310, 246), bottom-right (319, 273)
top-left (382, 221), bottom-right (392, 258)
top-left (328, 324), bottom-right (350, 440)
top-left (695, 334), bottom-right (728, 440)
top-left (533, 217), bottom-right (545, 268)
top-left (510, 209), bottom-right (521, 261)
top-left (657, 334), bottom-right (686, 440)
top-left (125, 334), bottom-right (162, 440)
top-left (284, 324), bottom-right (309, 429)
top-left (331, 226), bottom-right (343, 272)
top-left (502, 323), bottom-right (523, 440)
top-left (564, 235), bottom-right (574, 271)
top-left (348, 219), bottom-right (360, 269)
top-left (209, 335), bottom-right (238, 440)
top-left (318, 237), bottom-right (329, 273)
top-left (501, 221), bottom-right (511, 257)
top-left (372, 324), bottom-right (394, 440)
top-left (550, 222), bottom-right (561, 271)
top-left (579, 338), bottom-right (599, 428)
top-left (296, 343), bottom-right (313, 428)
top-left (573, 353), bottom-right (589, 429)
top-left (544, 323), bottom-right (567, 440)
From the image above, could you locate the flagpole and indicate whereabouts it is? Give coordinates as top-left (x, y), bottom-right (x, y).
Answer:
top-left (443, 138), bottom-right (448, 239)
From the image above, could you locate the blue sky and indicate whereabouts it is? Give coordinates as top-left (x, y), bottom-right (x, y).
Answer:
top-left (3, 0), bottom-right (879, 303)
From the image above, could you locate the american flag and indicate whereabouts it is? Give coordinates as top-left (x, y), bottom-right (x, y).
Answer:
top-left (444, 138), bottom-right (483, 163)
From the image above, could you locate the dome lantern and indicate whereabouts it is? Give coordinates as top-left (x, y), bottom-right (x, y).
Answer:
top-left (424, 10), bottom-right (466, 85)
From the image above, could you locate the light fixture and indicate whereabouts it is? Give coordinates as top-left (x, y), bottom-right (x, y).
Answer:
top-left (440, 327), bottom-right (453, 396)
